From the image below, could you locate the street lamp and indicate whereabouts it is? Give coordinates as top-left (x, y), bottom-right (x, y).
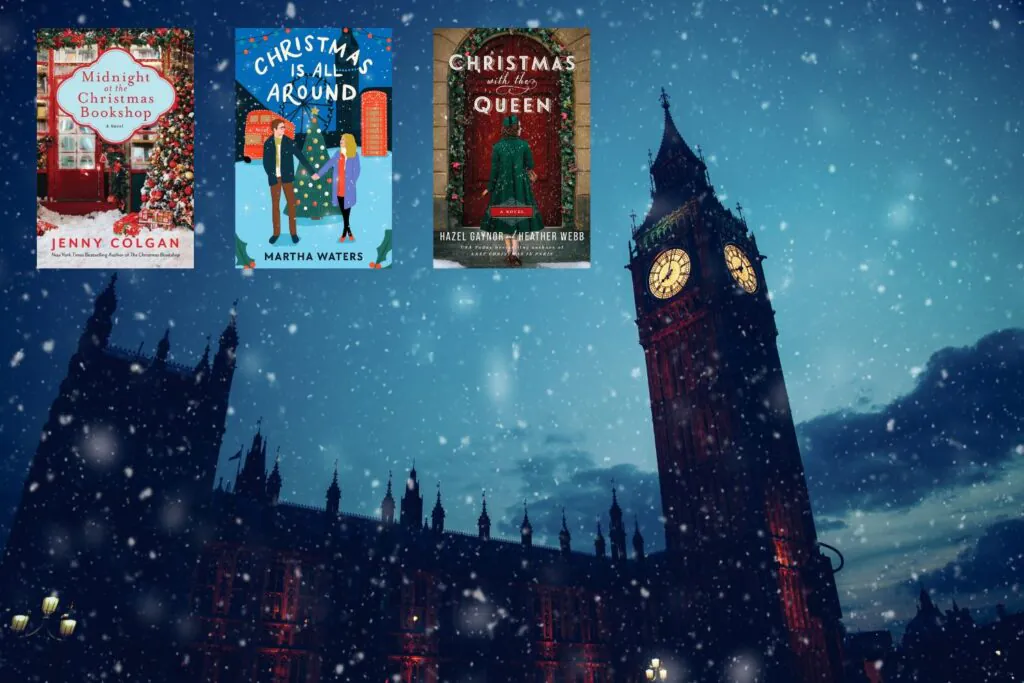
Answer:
top-left (645, 657), bottom-right (668, 681)
top-left (8, 595), bottom-right (76, 640)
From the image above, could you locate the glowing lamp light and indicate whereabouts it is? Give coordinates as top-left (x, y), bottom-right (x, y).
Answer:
top-left (58, 615), bottom-right (77, 637)
top-left (651, 658), bottom-right (661, 669)
top-left (11, 614), bottom-right (29, 633)
top-left (41, 596), bottom-right (59, 616)
top-left (645, 669), bottom-right (655, 681)
top-left (660, 669), bottom-right (668, 680)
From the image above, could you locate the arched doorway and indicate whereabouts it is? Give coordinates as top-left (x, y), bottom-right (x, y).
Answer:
top-left (461, 34), bottom-right (564, 228)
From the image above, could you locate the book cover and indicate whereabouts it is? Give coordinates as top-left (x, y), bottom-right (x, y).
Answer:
top-left (234, 28), bottom-right (393, 270)
top-left (36, 28), bottom-right (195, 269)
top-left (433, 28), bottom-right (590, 269)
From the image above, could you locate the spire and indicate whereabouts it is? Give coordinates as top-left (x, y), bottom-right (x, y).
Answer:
top-left (381, 470), bottom-right (396, 523)
top-left (477, 492), bottom-right (491, 541)
top-left (220, 301), bottom-right (239, 349)
top-left (919, 589), bottom-right (937, 615)
top-left (213, 301), bottom-right (239, 377)
top-left (431, 483), bottom-right (445, 534)
top-left (229, 444), bottom-right (243, 491)
top-left (609, 484), bottom-right (627, 562)
top-left (234, 420), bottom-right (267, 501)
top-left (594, 522), bottom-right (606, 558)
top-left (520, 501), bottom-right (532, 548)
top-left (632, 517), bottom-right (645, 561)
top-left (559, 509), bottom-right (571, 555)
top-left (194, 336), bottom-right (211, 377)
top-left (400, 462), bottom-right (423, 530)
top-left (79, 273), bottom-right (118, 353)
top-left (326, 460), bottom-right (340, 517)
top-left (155, 328), bottom-right (170, 363)
top-left (640, 87), bottom-right (712, 234)
top-left (266, 449), bottom-right (282, 505)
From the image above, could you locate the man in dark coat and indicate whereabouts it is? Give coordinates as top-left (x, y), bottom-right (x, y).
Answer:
top-left (263, 119), bottom-right (317, 244)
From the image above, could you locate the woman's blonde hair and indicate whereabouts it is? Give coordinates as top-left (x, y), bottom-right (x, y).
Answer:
top-left (341, 133), bottom-right (357, 158)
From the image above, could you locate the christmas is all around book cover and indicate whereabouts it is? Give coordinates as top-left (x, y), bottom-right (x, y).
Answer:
top-left (234, 28), bottom-right (393, 270)
top-left (433, 28), bottom-right (590, 269)
top-left (35, 29), bottom-right (195, 269)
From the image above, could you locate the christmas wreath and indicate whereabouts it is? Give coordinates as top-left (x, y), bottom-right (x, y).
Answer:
top-left (445, 28), bottom-right (577, 229)
top-left (36, 136), bottom-right (53, 171)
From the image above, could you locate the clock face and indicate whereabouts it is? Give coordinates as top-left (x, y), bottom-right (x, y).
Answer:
top-left (647, 248), bottom-right (691, 300)
top-left (724, 244), bottom-right (757, 293)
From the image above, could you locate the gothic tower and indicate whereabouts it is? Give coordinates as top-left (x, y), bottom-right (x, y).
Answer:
top-left (326, 463), bottom-right (341, 517)
top-left (400, 463), bottom-right (423, 530)
top-left (431, 485), bottom-right (445, 534)
top-left (477, 492), bottom-right (491, 540)
top-left (608, 487), bottom-right (627, 562)
top-left (381, 471), bottom-right (396, 523)
top-left (0, 277), bottom-right (238, 683)
top-left (234, 422), bottom-right (268, 501)
top-left (627, 90), bottom-right (845, 683)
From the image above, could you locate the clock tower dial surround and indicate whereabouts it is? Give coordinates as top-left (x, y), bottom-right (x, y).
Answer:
top-left (626, 90), bottom-right (846, 683)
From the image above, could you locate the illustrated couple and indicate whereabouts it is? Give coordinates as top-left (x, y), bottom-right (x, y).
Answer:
top-left (263, 118), bottom-right (360, 245)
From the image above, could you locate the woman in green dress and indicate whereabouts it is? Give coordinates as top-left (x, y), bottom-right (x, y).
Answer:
top-left (480, 115), bottom-right (544, 266)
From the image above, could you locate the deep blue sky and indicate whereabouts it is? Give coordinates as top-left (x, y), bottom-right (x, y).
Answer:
top-left (1, 0), bottom-right (1021, 636)
top-left (236, 26), bottom-right (394, 114)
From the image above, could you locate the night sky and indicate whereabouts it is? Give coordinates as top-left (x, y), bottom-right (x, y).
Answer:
top-left (1, 0), bottom-right (1021, 637)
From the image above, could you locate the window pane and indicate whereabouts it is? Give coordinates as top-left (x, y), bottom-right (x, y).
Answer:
top-left (59, 136), bottom-right (76, 151)
top-left (78, 136), bottom-right (95, 153)
top-left (130, 46), bottom-right (161, 61)
top-left (78, 154), bottom-right (94, 169)
top-left (58, 118), bottom-right (74, 133)
top-left (59, 153), bottom-right (76, 169)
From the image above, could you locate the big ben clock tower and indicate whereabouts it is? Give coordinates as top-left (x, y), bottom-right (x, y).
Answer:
top-left (628, 89), bottom-right (846, 683)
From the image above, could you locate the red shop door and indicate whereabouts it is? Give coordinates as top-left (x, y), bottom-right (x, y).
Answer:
top-left (462, 34), bottom-right (562, 228)
top-left (49, 47), bottom-right (103, 202)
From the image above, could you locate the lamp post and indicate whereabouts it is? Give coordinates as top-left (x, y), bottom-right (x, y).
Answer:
top-left (7, 594), bottom-right (77, 641)
top-left (644, 657), bottom-right (668, 681)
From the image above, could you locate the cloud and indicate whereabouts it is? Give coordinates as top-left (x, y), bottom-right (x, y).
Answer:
top-left (913, 517), bottom-right (1024, 599)
top-left (814, 517), bottom-right (848, 532)
top-left (496, 434), bottom-right (664, 551)
top-left (799, 328), bottom-right (1024, 516)
top-left (487, 329), bottom-right (1024, 557)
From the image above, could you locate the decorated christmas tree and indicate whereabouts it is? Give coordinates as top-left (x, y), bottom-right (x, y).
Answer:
top-left (140, 67), bottom-right (195, 229)
top-left (290, 107), bottom-right (339, 220)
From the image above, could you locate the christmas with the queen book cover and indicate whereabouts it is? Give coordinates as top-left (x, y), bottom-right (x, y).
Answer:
top-left (36, 28), bottom-right (195, 269)
top-left (234, 27), bottom-right (393, 270)
top-left (433, 28), bottom-right (590, 269)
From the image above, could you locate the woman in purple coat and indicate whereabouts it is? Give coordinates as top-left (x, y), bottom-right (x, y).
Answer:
top-left (312, 133), bottom-right (361, 242)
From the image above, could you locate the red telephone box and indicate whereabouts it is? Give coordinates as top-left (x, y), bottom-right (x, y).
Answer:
top-left (361, 91), bottom-right (388, 157)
